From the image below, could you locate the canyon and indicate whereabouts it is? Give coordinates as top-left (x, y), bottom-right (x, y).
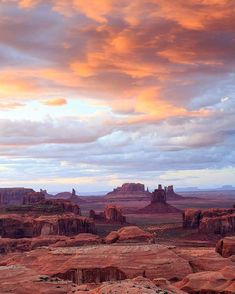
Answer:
top-left (0, 183), bottom-right (235, 293)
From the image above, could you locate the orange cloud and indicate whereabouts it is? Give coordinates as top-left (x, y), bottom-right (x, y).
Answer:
top-left (41, 98), bottom-right (67, 106)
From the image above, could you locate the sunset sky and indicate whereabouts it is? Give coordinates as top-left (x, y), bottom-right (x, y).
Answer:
top-left (0, 0), bottom-right (235, 192)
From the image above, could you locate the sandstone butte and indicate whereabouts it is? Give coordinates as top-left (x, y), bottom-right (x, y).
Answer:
top-left (138, 184), bottom-right (180, 214)
top-left (104, 182), bottom-right (185, 201)
top-left (89, 204), bottom-right (126, 224)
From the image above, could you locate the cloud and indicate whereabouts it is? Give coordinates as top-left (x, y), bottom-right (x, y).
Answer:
top-left (41, 98), bottom-right (67, 106)
top-left (0, 0), bottom-right (234, 189)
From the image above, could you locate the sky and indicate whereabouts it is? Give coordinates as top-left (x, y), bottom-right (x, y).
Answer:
top-left (0, 0), bottom-right (235, 193)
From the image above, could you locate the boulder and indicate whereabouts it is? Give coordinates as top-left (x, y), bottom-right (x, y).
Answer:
top-left (216, 236), bottom-right (235, 257)
top-left (175, 266), bottom-right (235, 293)
top-left (105, 226), bottom-right (153, 243)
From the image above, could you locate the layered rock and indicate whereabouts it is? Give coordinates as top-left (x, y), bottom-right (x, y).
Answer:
top-left (182, 209), bottom-right (202, 228)
top-left (105, 183), bottom-right (150, 200)
top-left (89, 205), bottom-right (126, 223)
top-left (175, 266), bottom-right (235, 294)
top-left (183, 207), bottom-right (235, 234)
top-left (1, 244), bottom-right (193, 282)
top-left (70, 276), bottom-right (185, 294)
top-left (105, 226), bottom-right (153, 244)
top-left (22, 192), bottom-right (45, 205)
top-left (5, 199), bottom-right (81, 215)
top-left (0, 214), bottom-right (95, 238)
top-left (0, 233), bottom-right (102, 253)
top-left (0, 188), bottom-right (35, 205)
top-left (138, 184), bottom-right (180, 214)
top-left (216, 236), bottom-right (235, 257)
top-left (49, 189), bottom-right (87, 204)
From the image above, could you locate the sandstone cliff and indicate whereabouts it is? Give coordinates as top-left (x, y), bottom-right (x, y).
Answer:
top-left (0, 214), bottom-right (95, 238)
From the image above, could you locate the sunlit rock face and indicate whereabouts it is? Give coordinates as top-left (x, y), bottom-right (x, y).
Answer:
top-left (183, 207), bottom-right (235, 234)
top-left (89, 205), bottom-right (126, 224)
top-left (0, 214), bottom-right (95, 238)
top-left (216, 236), bottom-right (235, 258)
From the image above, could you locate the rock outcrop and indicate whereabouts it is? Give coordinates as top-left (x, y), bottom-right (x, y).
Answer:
top-left (216, 236), bottom-right (235, 257)
top-left (0, 214), bottom-right (95, 238)
top-left (183, 207), bottom-right (235, 234)
top-left (105, 183), bottom-right (150, 200)
top-left (0, 233), bottom-right (102, 253)
top-left (5, 199), bottom-right (81, 215)
top-left (71, 276), bottom-right (185, 294)
top-left (0, 188), bottom-right (35, 205)
top-left (1, 244), bottom-right (193, 282)
top-left (105, 226), bottom-right (153, 244)
top-left (22, 192), bottom-right (45, 205)
top-left (182, 209), bottom-right (202, 228)
top-left (89, 205), bottom-right (126, 223)
top-left (175, 266), bottom-right (235, 294)
top-left (166, 185), bottom-right (184, 200)
top-left (138, 184), bottom-right (181, 214)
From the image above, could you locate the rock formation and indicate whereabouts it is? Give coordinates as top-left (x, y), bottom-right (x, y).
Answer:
top-left (89, 205), bottom-right (126, 223)
top-left (0, 214), bottom-right (95, 238)
top-left (105, 226), bottom-right (153, 244)
top-left (166, 185), bottom-right (184, 200)
top-left (0, 233), bottom-right (102, 254)
top-left (71, 276), bottom-right (184, 294)
top-left (216, 236), bottom-right (235, 257)
top-left (138, 184), bottom-right (181, 213)
top-left (22, 192), bottom-right (45, 205)
top-left (175, 266), bottom-right (235, 294)
top-left (183, 207), bottom-right (235, 234)
top-left (5, 198), bottom-right (81, 215)
top-left (105, 183), bottom-right (150, 200)
top-left (0, 188), bottom-right (35, 205)
top-left (1, 244), bottom-right (193, 282)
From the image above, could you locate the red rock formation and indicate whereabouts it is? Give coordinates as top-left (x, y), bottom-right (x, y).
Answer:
top-left (89, 205), bottom-right (126, 223)
top-left (216, 236), bottom-right (235, 258)
top-left (138, 184), bottom-right (181, 214)
top-left (1, 244), bottom-right (193, 282)
top-left (48, 189), bottom-right (87, 204)
top-left (23, 192), bottom-right (45, 205)
top-left (183, 209), bottom-right (202, 228)
top-left (105, 226), bottom-right (153, 244)
top-left (0, 214), bottom-right (95, 238)
top-left (0, 188), bottom-right (35, 205)
top-left (105, 183), bottom-right (150, 201)
top-left (183, 206), bottom-right (235, 235)
top-left (166, 185), bottom-right (184, 200)
top-left (70, 276), bottom-right (185, 294)
top-left (175, 266), bottom-right (235, 294)
top-left (0, 233), bottom-right (102, 253)
top-left (5, 199), bottom-right (81, 215)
